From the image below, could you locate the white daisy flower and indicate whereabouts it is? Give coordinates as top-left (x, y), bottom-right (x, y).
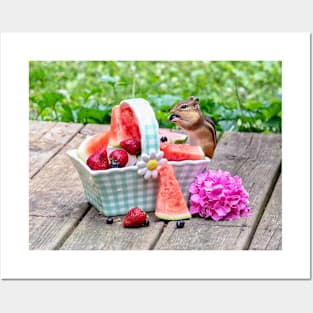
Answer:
top-left (137, 149), bottom-right (167, 179)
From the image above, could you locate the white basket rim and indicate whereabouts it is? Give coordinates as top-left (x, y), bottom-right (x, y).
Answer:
top-left (67, 149), bottom-right (210, 177)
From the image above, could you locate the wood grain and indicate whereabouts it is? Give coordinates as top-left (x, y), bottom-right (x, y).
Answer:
top-left (154, 218), bottom-right (248, 250)
top-left (29, 122), bottom-right (83, 178)
top-left (29, 120), bottom-right (56, 142)
top-left (29, 133), bottom-right (89, 249)
top-left (79, 124), bottom-right (110, 136)
top-left (155, 132), bottom-right (281, 250)
top-left (29, 124), bottom-right (102, 249)
top-left (206, 132), bottom-right (281, 227)
top-left (249, 175), bottom-right (282, 250)
top-left (29, 123), bottom-right (282, 251)
top-left (60, 209), bottom-right (164, 250)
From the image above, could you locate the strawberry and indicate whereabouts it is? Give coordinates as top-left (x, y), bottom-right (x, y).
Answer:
top-left (123, 207), bottom-right (147, 227)
top-left (109, 149), bottom-right (128, 168)
top-left (86, 147), bottom-right (110, 170)
top-left (120, 138), bottom-right (141, 155)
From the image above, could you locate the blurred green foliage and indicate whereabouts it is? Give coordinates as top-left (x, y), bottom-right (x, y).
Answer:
top-left (29, 61), bottom-right (281, 133)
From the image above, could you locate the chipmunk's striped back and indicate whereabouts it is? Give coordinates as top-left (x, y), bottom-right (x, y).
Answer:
top-left (204, 115), bottom-right (217, 147)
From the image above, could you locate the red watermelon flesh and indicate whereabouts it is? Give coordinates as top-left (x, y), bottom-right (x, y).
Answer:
top-left (160, 142), bottom-right (204, 161)
top-left (156, 163), bottom-right (191, 220)
top-left (109, 104), bottom-right (141, 146)
top-left (77, 130), bottom-right (111, 161)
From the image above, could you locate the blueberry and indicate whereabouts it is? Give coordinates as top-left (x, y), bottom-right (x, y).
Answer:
top-left (160, 136), bottom-right (168, 142)
top-left (111, 160), bottom-right (119, 168)
top-left (106, 217), bottom-right (114, 224)
top-left (176, 220), bottom-right (185, 228)
top-left (144, 219), bottom-right (150, 227)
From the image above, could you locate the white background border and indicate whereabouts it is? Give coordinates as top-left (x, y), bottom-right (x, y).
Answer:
top-left (0, 32), bottom-right (311, 279)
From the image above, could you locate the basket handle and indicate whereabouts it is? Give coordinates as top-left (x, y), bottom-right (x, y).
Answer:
top-left (120, 99), bottom-right (160, 156)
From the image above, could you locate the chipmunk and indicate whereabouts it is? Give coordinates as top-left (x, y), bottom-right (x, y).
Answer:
top-left (168, 96), bottom-right (217, 158)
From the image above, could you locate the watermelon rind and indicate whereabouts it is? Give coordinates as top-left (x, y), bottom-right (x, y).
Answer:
top-left (173, 137), bottom-right (189, 144)
top-left (77, 135), bottom-right (93, 161)
top-left (156, 163), bottom-right (192, 221)
top-left (155, 212), bottom-right (191, 221)
top-left (158, 129), bottom-right (188, 144)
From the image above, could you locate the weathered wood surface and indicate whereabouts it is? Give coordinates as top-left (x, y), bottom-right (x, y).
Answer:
top-left (29, 122), bottom-right (83, 178)
top-left (249, 175), bottom-right (282, 250)
top-left (29, 121), bottom-right (282, 250)
top-left (29, 133), bottom-right (88, 249)
top-left (154, 132), bottom-right (281, 250)
top-left (60, 209), bottom-right (164, 250)
top-left (29, 120), bottom-right (56, 142)
top-left (29, 123), bottom-right (105, 249)
top-left (79, 123), bottom-right (110, 136)
top-left (154, 219), bottom-right (249, 250)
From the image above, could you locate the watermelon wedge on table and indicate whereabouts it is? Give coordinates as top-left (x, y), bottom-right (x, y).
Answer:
top-left (155, 163), bottom-right (191, 221)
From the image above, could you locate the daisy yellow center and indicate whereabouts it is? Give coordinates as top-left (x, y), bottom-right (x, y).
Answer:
top-left (146, 159), bottom-right (158, 171)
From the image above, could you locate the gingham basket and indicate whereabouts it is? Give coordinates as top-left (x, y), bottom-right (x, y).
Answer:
top-left (67, 98), bottom-right (210, 216)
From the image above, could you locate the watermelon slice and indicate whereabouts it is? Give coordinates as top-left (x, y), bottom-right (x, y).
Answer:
top-left (109, 104), bottom-right (141, 146)
top-left (155, 163), bottom-right (191, 220)
top-left (158, 129), bottom-right (188, 144)
top-left (77, 130), bottom-right (111, 161)
top-left (160, 142), bottom-right (204, 161)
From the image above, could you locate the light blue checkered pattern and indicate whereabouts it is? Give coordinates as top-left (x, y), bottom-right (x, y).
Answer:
top-left (68, 150), bottom-right (210, 216)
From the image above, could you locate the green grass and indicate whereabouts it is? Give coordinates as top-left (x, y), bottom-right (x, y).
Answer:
top-left (29, 61), bottom-right (281, 133)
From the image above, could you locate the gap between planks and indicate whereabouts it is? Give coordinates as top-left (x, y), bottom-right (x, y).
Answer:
top-left (245, 161), bottom-right (282, 249)
top-left (249, 174), bottom-right (282, 250)
top-left (52, 203), bottom-right (93, 250)
top-left (58, 124), bottom-right (222, 250)
top-left (52, 124), bottom-right (112, 248)
top-left (60, 130), bottom-right (225, 250)
top-left (153, 132), bottom-right (282, 250)
top-left (29, 123), bottom-right (107, 250)
top-left (147, 131), bottom-right (225, 250)
top-left (30, 122), bottom-right (85, 179)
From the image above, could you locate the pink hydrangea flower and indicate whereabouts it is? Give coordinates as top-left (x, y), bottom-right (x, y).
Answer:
top-left (189, 170), bottom-right (251, 221)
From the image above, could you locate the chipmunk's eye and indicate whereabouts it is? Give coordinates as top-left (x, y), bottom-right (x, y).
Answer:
top-left (180, 104), bottom-right (188, 109)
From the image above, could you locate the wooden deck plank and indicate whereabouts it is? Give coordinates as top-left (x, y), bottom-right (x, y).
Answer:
top-left (29, 120), bottom-right (56, 142)
top-left (79, 123), bottom-right (109, 136)
top-left (60, 209), bottom-right (164, 250)
top-left (29, 133), bottom-right (89, 249)
top-left (29, 124), bottom-right (102, 249)
top-left (155, 132), bottom-right (281, 250)
top-left (29, 122), bottom-right (282, 251)
top-left (249, 175), bottom-right (282, 250)
top-left (29, 122), bottom-right (84, 178)
top-left (205, 132), bottom-right (281, 227)
top-left (154, 219), bottom-right (248, 250)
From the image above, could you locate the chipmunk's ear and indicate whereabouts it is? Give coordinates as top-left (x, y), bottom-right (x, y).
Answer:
top-left (193, 97), bottom-right (200, 110)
